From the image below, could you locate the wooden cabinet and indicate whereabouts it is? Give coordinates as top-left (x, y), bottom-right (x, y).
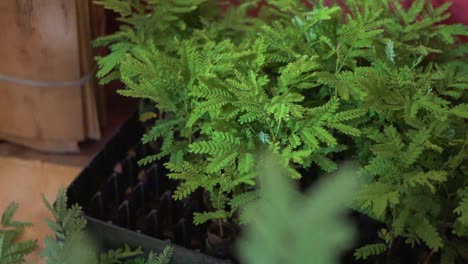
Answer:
top-left (0, 0), bottom-right (106, 152)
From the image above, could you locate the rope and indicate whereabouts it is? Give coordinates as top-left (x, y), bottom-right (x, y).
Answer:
top-left (0, 68), bottom-right (96, 88)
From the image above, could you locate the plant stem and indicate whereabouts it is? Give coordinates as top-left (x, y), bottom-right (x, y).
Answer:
top-left (218, 218), bottom-right (224, 238)
top-left (188, 127), bottom-right (193, 144)
top-left (217, 190), bottom-right (225, 238)
top-left (274, 119), bottom-right (282, 141)
top-left (335, 45), bottom-right (353, 74)
top-left (387, 213), bottom-right (396, 257)
top-left (423, 250), bottom-right (434, 264)
top-left (386, 238), bottom-right (394, 264)
top-left (263, 2), bottom-right (293, 17)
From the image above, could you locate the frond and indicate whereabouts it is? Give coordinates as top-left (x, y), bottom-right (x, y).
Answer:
top-left (412, 218), bottom-right (443, 251)
top-left (229, 191), bottom-right (260, 212)
top-left (354, 243), bottom-right (387, 260)
top-left (354, 183), bottom-right (400, 219)
top-left (206, 152), bottom-right (238, 174)
top-left (238, 152), bottom-right (255, 174)
top-left (0, 202), bottom-right (37, 264)
top-left (310, 154), bottom-right (337, 173)
top-left (450, 103), bottom-right (468, 119)
top-left (454, 189), bottom-right (468, 225)
top-left (1, 203), bottom-right (31, 229)
top-left (145, 247), bottom-right (173, 264)
top-left (404, 171), bottom-right (447, 193)
top-left (100, 245), bottom-right (143, 264)
top-left (193, 210), bottom-right (228, 225)
top-left (189, 141), bottom-right (233, 155)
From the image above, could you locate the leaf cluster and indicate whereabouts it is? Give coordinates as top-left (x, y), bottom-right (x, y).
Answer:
top-left (95, 0), bottom-right (365, 228)
top-left (40, 189), bottom-right (173, 264)
top-left (0, 203), bottom-right (37, 264)
top-left (95, 0), bottom-right (468, 262)
top-left (238, 153), bottom-right (357, 264)
top-left (328, 1), bottom-right (468, 262)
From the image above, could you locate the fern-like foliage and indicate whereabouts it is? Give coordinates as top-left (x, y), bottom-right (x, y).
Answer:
top-left (238, 153), bottom-right (357, 264)
top-left (338, 1), bottom-right (468, 261)
top-left (94, 0), bottom-right (209, 84)
top-left (96, 0), bottom-right (468, 262)
top-left (40, 189), bottom-right (173, 264)
top-left (0, 203), bottom-right (37, 264)
top-left (96, 0), bottom-right (366, 227)
top-left (354, 243), bottom-right (387, 260)
top-left (99, 245), bottom-right (143, 264)
top-left (454, 188), bottom-right (468, 237)
top-left (145, 247), bottom-right (173, 264)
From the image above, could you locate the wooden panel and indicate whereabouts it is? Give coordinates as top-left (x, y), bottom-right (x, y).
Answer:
top-left (0, 0), bottom-right (81, 81)
top-left (89, 2), bottom-right (109, 127)
top-left (0, 131), bottom-right (79, 153)
top-left (0, 0), bottom-right (85, 141)
top-left (77, 0), bottom-right (101, 140)
top-left (0, 83), bottom-right (84, 141)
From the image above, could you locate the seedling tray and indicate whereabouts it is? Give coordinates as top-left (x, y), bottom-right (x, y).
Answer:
top-left (67, 113), bottom-right (231, 264)
top-left (65, 113), bottom-right (423, 264)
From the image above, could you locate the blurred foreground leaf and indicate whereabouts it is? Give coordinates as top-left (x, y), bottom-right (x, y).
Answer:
top-left (238, 153), bottom-right (357, 264)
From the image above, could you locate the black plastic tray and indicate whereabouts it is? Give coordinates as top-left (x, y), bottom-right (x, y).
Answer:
top-left (67, 113), bottom-right (231, 264)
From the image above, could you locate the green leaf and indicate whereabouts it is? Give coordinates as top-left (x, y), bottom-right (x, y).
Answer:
top-left (1, 203), bottom-right (19, 227)
top-left (354, 243), bottom-right (387, 260)
top-left (189, 141), bottom-right (232, 155)
top-left (145, 247), bottom-right (173, 264)
top-left (239, 153), bottom-right (356, 264)
top-left (193, 210), bottom-right (228, 225)
top-left (413, 218), bottom-right (443, 251)
top-left (206, 152), bottom-right (238, 173)
top-left (239, 153), bottom-right (255, 174)
top-left (404, 171), bottom-right (447, 193)
top-left (355, 183), bottom-right (400, 219)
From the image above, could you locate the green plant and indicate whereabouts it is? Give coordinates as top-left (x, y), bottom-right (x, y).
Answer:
top-left (0, 203), bottom-right (37, 264)
top-left (40, 189), bottom-right (173, 264)
top-left (322, 1), bottom-right (468, 262)
top-left (264, 0), bottom-right (468, 261)
top-left (95, 0), bottom-right (468, 261)
top-left (238, 154), bottom-right (357, 264)
top-left (95, 0), bottom-right (364, 232)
